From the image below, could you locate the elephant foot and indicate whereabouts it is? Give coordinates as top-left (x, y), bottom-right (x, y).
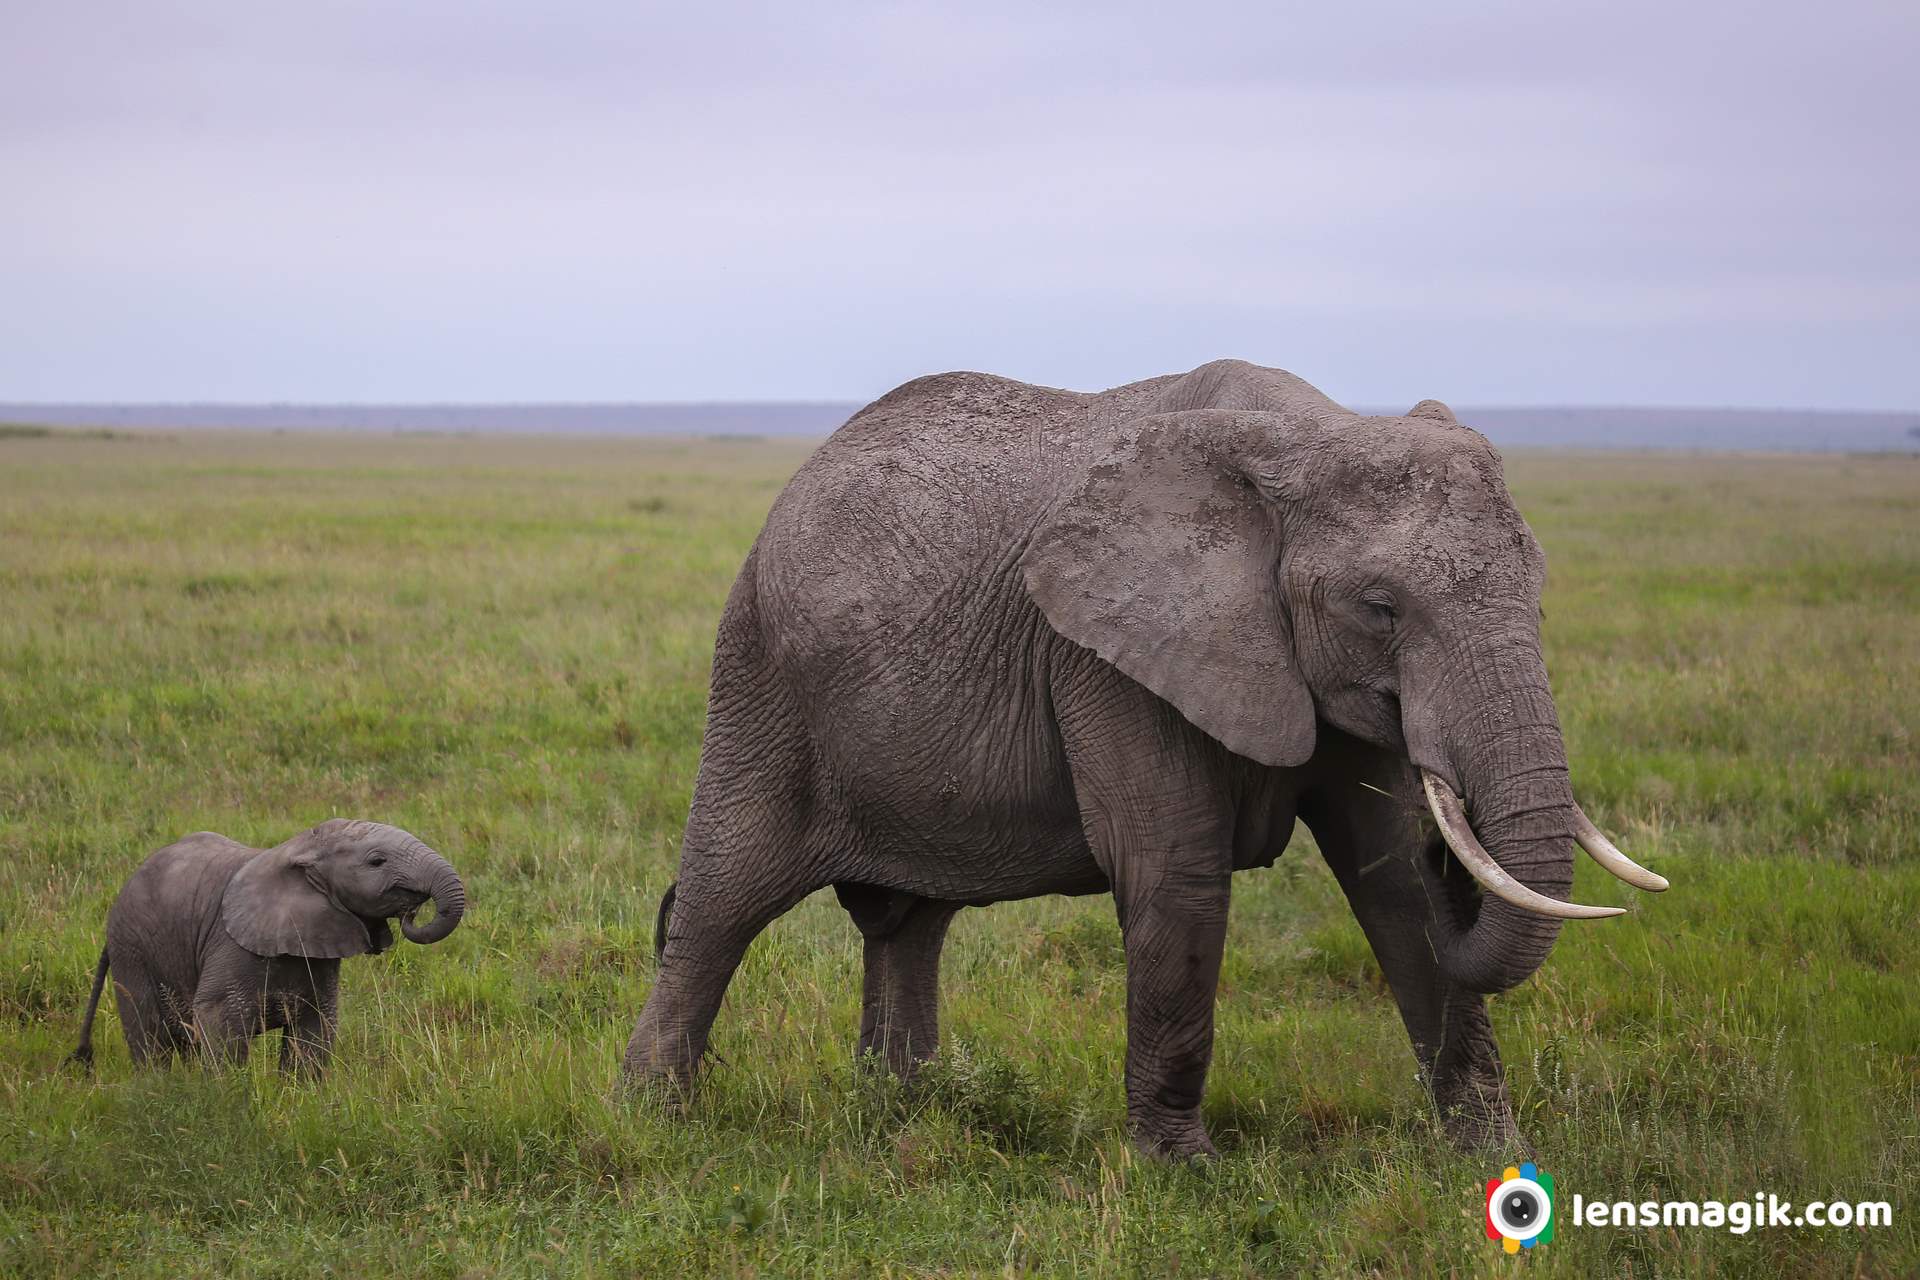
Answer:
top-left (1129, 1108), bottom-right (1220, 1162)
top-left (853, 1043), bottom-right (932, 1081)
top-left (619, 1062), bottom-right (698, 1112)
top-left (1439, 1099), bottom-right (1528, 1155)
top-left (1134, 1130), bottom-right (1220, 1162)
top-left (619, 1036), bottom-right (702, 1099)
top-left (621, 996), bottom-right (715, 1093)
top-left (1431, 1064), bottom-right (1528, 1156)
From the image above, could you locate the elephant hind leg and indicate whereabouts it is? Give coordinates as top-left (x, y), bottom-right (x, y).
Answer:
top-left (110, 959), bottom-right (190, 1067)
top-left (625, 552), bottom-right (841, 1088)
top-left (838, 886), bottom-right (962, 1076)
top-left (623, 854), bottom-right (818, 1085)
top-left (623, 725), bottom-right (828, 1083)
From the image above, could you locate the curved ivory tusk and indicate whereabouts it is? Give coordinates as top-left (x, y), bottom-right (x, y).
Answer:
top-left (1420, 772), bottom-right (1625, 920)
top-left (1573, 807), bottom-right (1669, 892)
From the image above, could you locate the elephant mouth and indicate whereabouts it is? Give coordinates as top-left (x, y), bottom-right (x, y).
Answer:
top-left (360, 915), bottom-right (397, 954)
top-left (355, 891), bottom-right (428, 954)
top-left (377, 888), bottom-right (433, 917)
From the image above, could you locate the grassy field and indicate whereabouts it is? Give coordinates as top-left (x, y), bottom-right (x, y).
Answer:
top-left (0, 428), bottom-right (1914, 1277)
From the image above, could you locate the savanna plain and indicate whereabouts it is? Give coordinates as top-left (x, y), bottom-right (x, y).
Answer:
top-left (0, 426), bottom-right (1914, 1277)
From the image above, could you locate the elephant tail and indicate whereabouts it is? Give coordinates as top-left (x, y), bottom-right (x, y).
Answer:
top-left (653, 881), bottom-right (677, 962)
top-left (67, 946), bottom-right (110, 1072)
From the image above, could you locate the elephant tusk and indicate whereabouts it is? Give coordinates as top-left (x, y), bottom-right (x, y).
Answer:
top-left (1573, 806), bottom-right (1669, 892)
top-left (1420, 771), bottom-right (1625, 921)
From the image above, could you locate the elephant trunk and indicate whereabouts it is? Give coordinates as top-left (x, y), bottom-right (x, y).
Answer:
top-left (399, 847), bottom-right (466, 945)
top-left (1418, 654), bottom-right (1581, 995)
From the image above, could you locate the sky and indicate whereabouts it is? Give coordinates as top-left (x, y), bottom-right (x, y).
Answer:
top-left (3, 1), bottom-right (1915, 409)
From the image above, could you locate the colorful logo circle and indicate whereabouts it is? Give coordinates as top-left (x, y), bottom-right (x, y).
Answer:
top-left (1485, 1162), bottom-right (1555, 1253)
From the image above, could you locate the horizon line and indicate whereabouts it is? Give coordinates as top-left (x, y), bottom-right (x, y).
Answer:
top-left (3, 398), bottom-right (1915, 416)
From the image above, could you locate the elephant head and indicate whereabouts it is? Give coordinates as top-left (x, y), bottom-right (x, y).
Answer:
top-left (1023, 374), bottom-right (1664, 994)
top-left (222, 819), bottom-right (467, 958)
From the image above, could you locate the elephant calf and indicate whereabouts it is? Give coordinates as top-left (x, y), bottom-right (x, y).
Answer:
top-left (69, 819), bottom-right (466, 1074)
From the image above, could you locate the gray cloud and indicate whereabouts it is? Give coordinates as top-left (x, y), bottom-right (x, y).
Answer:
top-left (2, 0), bottom-right (1914, 406)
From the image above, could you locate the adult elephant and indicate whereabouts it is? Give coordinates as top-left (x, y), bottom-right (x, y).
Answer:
top-left (626, 359), bottom-right (1665, 1158)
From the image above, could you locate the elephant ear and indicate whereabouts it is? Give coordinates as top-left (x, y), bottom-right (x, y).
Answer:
top-left (1020, 409), bottom-right (1316, 767)
top-left (221, 843), bottom-right (376, 959)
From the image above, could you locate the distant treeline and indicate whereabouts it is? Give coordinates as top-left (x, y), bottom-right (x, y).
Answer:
top-left (2, 401), bottom-right (1916, 452)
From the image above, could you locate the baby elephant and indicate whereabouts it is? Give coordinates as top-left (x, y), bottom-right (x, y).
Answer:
top-left (70, 819), bottom-right (466, 1074)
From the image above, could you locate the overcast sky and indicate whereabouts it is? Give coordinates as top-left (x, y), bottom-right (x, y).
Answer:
top-left (3, 1), bottom-right (1915, 408)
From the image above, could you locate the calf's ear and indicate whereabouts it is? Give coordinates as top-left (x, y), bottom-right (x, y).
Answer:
top-left (221, 841), bottom-right (375, 959)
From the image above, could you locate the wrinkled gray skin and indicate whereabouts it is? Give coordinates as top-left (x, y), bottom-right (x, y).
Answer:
top-left (70, 819), bottom-right (465, 1074)
top-left (627, 360), bottom-right (1589, 1158)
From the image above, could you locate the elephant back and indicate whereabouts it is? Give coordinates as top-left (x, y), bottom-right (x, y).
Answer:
top-left (106, 834), bottom-right (263, 994)
top-left (754, 371), bottom-right (1090, 669)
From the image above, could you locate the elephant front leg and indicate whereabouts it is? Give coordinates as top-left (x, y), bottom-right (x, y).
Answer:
top-left (1420, 991), bottom-right (1519, 1151)
top-left (1302, 737), bottom-right (1524, 1152)
top-left (189, 993), bottom-right (255, 1068)
top-left (279, 974), bottom-right (339, 1077)
top-left (1056, 665), bottom-right (1237, 1160)
top-left (280, 1016), bottom-right (334, 1076)
top-left (1116, 866), bottom-right (1231, 1159)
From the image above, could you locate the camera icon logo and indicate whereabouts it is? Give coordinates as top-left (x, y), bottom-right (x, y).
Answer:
top-left (1485, 1162), bottom-right (1555, 1253)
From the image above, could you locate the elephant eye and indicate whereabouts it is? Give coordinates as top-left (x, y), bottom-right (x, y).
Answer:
top-left (368, 853), bottom-right (387, 867)
top-left (1360, 590), bottom-right (1397, 627)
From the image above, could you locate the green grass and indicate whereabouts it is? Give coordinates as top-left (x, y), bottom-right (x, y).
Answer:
top-left (1, 431), bottom-right (1915, 1276)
